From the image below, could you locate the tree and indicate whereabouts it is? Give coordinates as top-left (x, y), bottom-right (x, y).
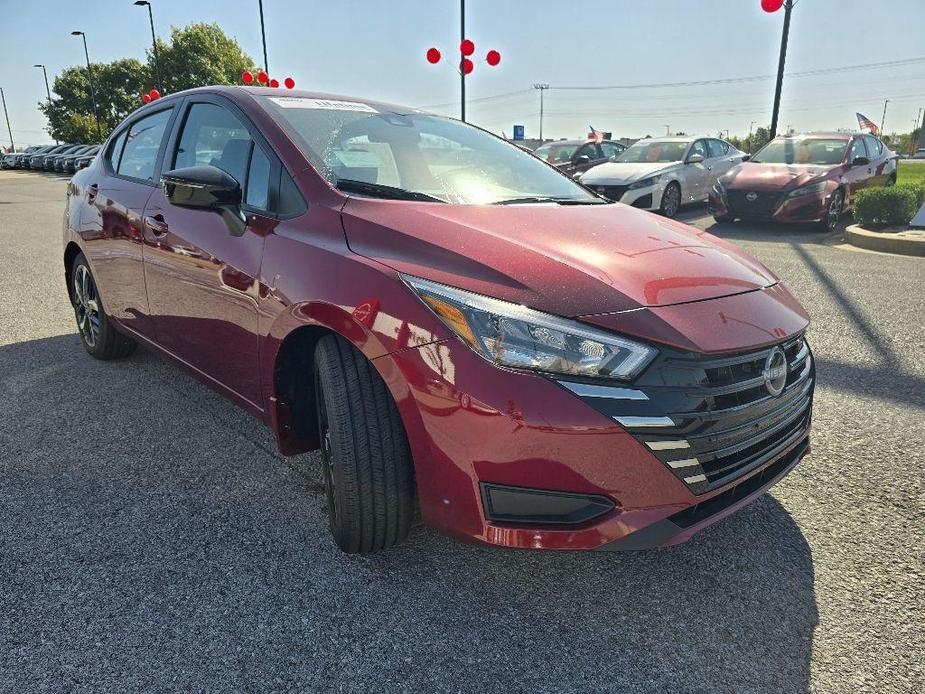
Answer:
top-left (39, 23), bottom-right (259, 143)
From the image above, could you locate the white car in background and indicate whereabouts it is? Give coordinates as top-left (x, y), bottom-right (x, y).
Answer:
top-left (579, 137), bottom-right (747, 218)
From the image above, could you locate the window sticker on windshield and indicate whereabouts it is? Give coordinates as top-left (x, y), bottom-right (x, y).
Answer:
top-left (268, 97), bottom-right (378, 113)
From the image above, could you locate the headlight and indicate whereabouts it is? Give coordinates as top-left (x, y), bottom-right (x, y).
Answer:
top-left (628, 175), bottom-right (662, 190)
top-left (404, 276), bottom-right (658, 380)
top-left (786, 181), bottom-right (828, 198)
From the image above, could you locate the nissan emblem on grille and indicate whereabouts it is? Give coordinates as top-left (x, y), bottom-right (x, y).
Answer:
top-left (763, 347), bottom-right (788, 397)
top-left (746, 192), bottom-right (758, 202)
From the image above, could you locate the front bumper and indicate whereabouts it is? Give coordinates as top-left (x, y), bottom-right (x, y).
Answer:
top-left (381, 328), bottom-right (814, 551)
top-left (709, 188), bottom-right (831, 223)
top-left (586, 181), bottom-right (661, 210)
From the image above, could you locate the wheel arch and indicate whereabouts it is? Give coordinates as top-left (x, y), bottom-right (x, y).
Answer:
top-left (63, 241), bottom-right (83, 302)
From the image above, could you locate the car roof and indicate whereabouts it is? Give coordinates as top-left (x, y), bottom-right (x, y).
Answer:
top-left (777, 131), bottom-right (856, 140)
top-left (537, 139), bottom-right (618, 147)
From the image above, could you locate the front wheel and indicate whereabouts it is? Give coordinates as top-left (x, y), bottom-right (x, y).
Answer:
top-left (713, 213), bottom-right (735, 224)
top-left (659, 182), bottom-right (681, 218)
top-left (817, 189), bottom-right (844, 232)
top-left (70, 254), bottom-right (136, 360)
top-left (313, 335), bottom-right (415, 553)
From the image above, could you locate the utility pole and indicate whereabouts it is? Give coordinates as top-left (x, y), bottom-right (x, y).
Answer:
top-left (749, 121), bottom-right (756, 136)
top-left (71, 31), bottom-right (102, 142)
top-left (258, 0), bottom-right (269, 75)
top-left (33, 64), bottom-right (57, 143)
top-left (534, 83), bottom-right (549, 141)
top-left (880, 99), bottom-right (889, 138)
top-left (134, 2), bottom-right (163, 94)
top-left (459, 0), bottom-right (466, 122)
top-left (768, 0), bottom-right (793, 140)
top-left (1, 87), bottom-right (14, 152)
top-left (664, 125), bottom-right (670, 136)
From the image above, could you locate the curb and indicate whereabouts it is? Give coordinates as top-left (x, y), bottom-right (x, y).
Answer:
top-left (844, 224), bottom-right (925, 257)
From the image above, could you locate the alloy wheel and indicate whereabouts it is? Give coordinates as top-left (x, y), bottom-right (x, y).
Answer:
top-left (314, 372), bottom-right (338, 531)
top-left (661, 184), bottom-right (680, 217)
top-left (826, 190), bottom-right (843, 231)
top-left (73, 264), bottom-right (101, 348)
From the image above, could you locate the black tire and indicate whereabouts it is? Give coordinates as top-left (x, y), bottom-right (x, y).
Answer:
top-left (313, 334), bottom-right (415, 553)
top-left (659, 182), bottom-right (681, 218)
top-left (712, 214), bottom-right (735, 223)
top-left (70, 254), bottom-right (137, 360)
top-left (816, 188), bottom-right (844, 232)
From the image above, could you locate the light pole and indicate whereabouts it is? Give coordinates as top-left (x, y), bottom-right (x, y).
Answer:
top-left (134, 1), bottom-right (163, 94)
top-left (33, 64), bottom-right (57, 143)
top-left (534, 83), bottom-right (549, 141)
top-left (71, 31), bottom-right (102, 141)
top-left (664, 125), bottom-right (670, 136)
top-left (766, 0), bottom-right (794, 140)
top-left (1, 87), bottom-right (14, 152)
top-left (459, 0), bottom-right (466, 122)
top-left (749, 121), bottom-right (756, 136)
top-left (258, 0), bottom-right (269, 75)
top-left (880, 99), bottom-right (889, 137)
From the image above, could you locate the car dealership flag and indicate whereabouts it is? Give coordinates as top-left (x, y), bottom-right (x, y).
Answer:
top-left (856, 113), bottom-right (880, 135)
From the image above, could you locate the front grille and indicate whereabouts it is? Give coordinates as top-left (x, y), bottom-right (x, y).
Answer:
top-left (726, 190), bottom-right (782, 218)
top-left (591, 185), bottom-right (628, 201)
top-left (555, 335), bottom-right (814, 495)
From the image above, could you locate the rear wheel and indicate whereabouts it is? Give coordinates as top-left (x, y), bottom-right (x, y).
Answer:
top-left (817, 189), bottom-right (844, 232)
top-left (659, 182), bottom-right (681, 218)
top-left (712, 213), bottom-right (735, 223)
top-left (313, 335), bottom-right (415, 553)
top-left (71, 254), bottom-right (136, 360)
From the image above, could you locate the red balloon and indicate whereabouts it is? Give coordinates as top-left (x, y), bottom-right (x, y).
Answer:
top-left (149, 89), bottom-right (160, 100)
top-left (461, 58), bottom-right (474, 75)
top-left (486, 49), bottom-right (501, 67)
top-left (242, 70), bottom-right (254, 84)
top-left (761, 0), bottom-right (784, 12)
top-left (284, 77), bottom-right (295, 89)
top-left (269, 78), bottom-right (279, 88)
top-left (257, 71), bottom-right (268, 84)
top-left (426, 47), bottom-right (441, 64)
top-left (460, 39), bottom-right (475, 56)
top-left (142, 94), bottom-right (151, 103)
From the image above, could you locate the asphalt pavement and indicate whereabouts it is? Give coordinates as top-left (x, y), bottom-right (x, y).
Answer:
top-left (1, 171), bottom-right (922, 693)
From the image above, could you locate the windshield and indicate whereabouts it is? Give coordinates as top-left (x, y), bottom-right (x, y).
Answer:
top-left (259, 96), bottom-right (599, 204)
top-left (616, 140), bottom-right (689, 163)
top-left (752, 138), bottom-right (848, 165)
top-left (533, 143), bottom-right (579, 164)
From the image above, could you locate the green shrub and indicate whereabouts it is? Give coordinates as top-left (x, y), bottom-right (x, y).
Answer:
top-left (854, 183), bottom-right (924, 228)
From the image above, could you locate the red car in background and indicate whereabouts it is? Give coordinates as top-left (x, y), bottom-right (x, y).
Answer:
top-left (533, 138), bottom-right (626, 177)
top-left (709, 132), bottom-right (898, 230)
top-left (64, 86), bottom-right (814, 554)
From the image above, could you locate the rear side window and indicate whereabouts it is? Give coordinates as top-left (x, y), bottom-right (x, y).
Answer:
top-left (117, 108), bottom-right (173, 181)
top-left (106, 131), bottom-right (128, 170)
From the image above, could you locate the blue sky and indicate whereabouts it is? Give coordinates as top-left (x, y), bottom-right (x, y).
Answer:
top-left (2, 0), bottom-right (924, 145)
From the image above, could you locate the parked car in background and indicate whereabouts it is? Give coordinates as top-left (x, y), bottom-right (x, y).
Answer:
top-left (913, 148), bottom-right (925, 159)
top-left (64, 85), bottom-right (814, 555)
top-left (709, 132), bottom-right (898, 231)
top-left (16, 144), bottom-right (55, 169)
top-left (55, 145), bottom-right (98, 172)
top-left (42, 144), bottom-right (85, 171)
top-left (580, 137), bottom-right (746, 218)
top-left (1, 145), bottom-right (41, 169)
top-left (73, 150), bottom-right (98, 172)
top-left (533, 138), bottom-right (627, 177)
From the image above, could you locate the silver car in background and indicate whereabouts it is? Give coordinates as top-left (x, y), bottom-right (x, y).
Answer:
top-left (579, 137), bottom-right (747, 218)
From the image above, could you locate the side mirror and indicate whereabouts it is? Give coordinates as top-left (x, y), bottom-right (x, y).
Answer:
top-left (741, 155), bottom-right (751, 162)
top-left (575, 155), bottom-right (591, 165)
top-left (687, 153), bottom-right (705, 164)
top-left (162, 165), bottom-right (246, 235)
top-left (851, 156), bottom-right (870, 167)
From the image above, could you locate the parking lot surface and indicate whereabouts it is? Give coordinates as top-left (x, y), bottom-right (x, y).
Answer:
top-left (1, 171), bottom-right (923, 693)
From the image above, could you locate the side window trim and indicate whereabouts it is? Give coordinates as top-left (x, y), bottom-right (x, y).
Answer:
top-left (107, 104), bottom-right (179, 186)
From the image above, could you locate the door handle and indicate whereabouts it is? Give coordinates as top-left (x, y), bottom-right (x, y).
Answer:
top-left (86, 183), bottom-right (98, 202)
top-left (145, 214), bottom-right (169, 236)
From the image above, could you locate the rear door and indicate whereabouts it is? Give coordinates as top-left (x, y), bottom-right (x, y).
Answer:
top-left (141, 96), bottom-right (277, 410)
top-left (80, 104), bottom-right (177, 338)
top-left (842, 136), bottom-right (871, 204)
top-left (707, 139), bottom-right (737, 180)
top-left (863, 135), bottom-right (888, 186)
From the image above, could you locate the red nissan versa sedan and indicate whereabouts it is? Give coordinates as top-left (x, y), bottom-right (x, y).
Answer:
top-left (709, 131), bottom-right (898, 230)
top-left (64, 86), bottom-right (815, 554)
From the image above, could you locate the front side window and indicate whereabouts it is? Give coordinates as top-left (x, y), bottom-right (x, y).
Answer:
top-left (259, 97), bottom-right (599, 204)
top-left (707, 139), bottom-right (729, 157)
top-left (174, 103), bottom-right (252, 184)
top-left (574, 143), bottom-right (599, 161)
top-left (752, 138), bottom-right (850, 165)
top-left (600, 142), bottom-right (624, 158)
top-left (533, 142), bottom-right (580, 164)
top-left (117, 108), bottom-right (172, 181)
top-left (615, 140), bottom-right (691, 164)
top-left (848, 137), bottom-right (868, 163)
top-left (688, 140), bottom-right (707, 160)
top-left (864, 135), bottom-right (882, 157)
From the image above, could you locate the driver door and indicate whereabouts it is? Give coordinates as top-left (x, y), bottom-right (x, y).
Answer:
top-left (142, 97), bottom-right (277, 411)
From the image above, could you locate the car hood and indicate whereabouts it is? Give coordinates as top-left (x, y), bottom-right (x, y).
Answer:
top-left (580, 161), bottom-right (677, 184)
top-left (340, 198), bottom-right (779, 317)
top-left (722, 163), bottom-right (838, 192)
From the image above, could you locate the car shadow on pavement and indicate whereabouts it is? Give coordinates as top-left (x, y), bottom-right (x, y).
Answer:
top-left (0, 334), bottom-right (818, 693)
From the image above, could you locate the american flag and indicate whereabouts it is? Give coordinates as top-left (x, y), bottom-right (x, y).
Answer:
top-left (856, 113), bottom-right (880, 135)
top-left (587, 124), bottom-right (604, 143)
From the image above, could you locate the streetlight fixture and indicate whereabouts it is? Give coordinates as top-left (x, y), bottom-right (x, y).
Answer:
top-left (33, 64), bottom-right (58, 143)
top-left (133, 1), bottom-right (163, 94)
top-left (71, 31), bottom-right (102, 141)
top-left (1, 87), bottom-right (14, 152)
top-left (534, 84), bottom-right (549, 141)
